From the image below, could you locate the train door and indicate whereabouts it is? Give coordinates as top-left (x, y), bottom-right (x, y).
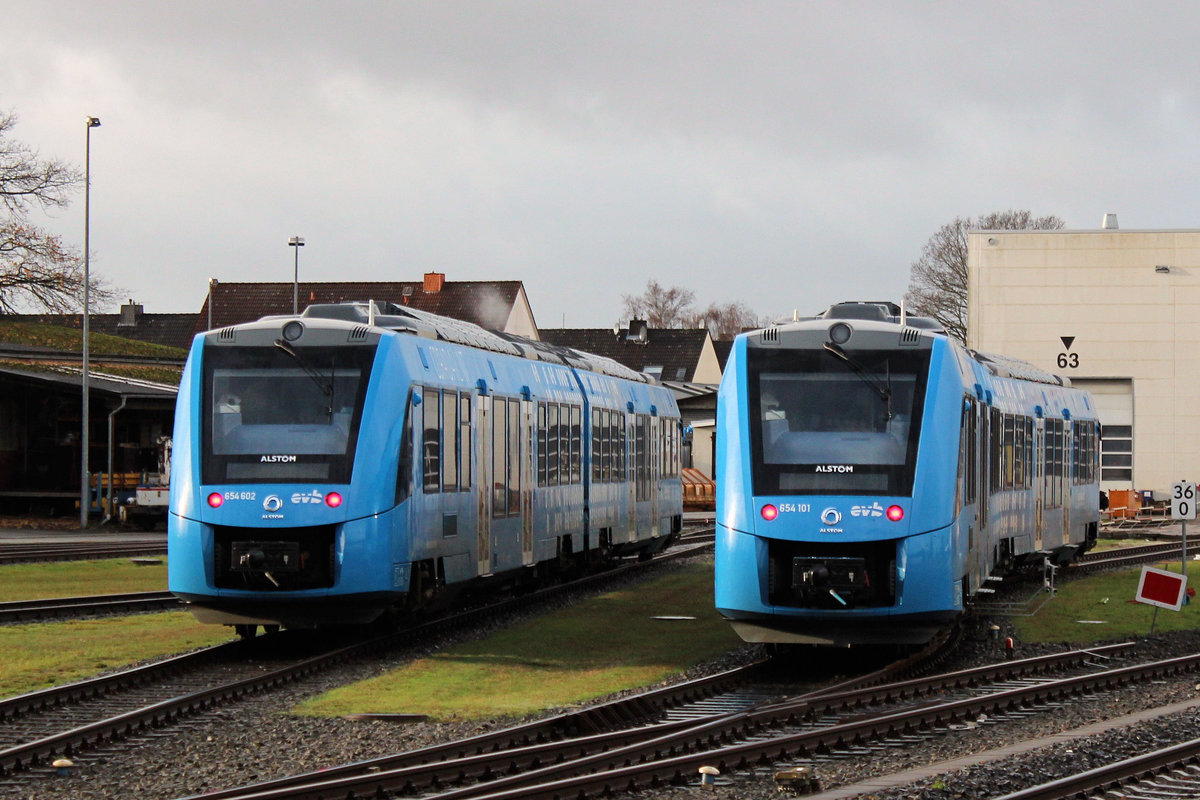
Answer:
top-left (521, 398), bottom-right (534, 566)
top-left (475, 394), bottom-right (492, 576)
top-left (1034, 418), bottom-right (1044, 551)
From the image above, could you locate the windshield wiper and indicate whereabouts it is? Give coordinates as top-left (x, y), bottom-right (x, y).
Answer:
top-left (274, 339), bottom-right (334, 416)
top-left (823, 341), bottom-right (893, 421)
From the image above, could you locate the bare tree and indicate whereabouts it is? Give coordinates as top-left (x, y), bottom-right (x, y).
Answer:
top-left (0, 111), bottom-right (114, 313)
top-left (621, 280), bottom-right (696, 327)
top-left (904, 209), bottom-right (1064, 342)
top-left (688, 300), bottom-right (762, 340)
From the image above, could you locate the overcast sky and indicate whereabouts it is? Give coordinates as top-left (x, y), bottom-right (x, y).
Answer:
top-left (5, 1), bottom-right (1200, 329)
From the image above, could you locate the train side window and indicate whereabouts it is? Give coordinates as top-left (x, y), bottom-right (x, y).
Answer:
top-left (442, 390), bottom-right (458, 492)
top-left (422, 388), bottom-right (440, 493)
top-left (606, 410), bottom-right (616, 483)
top-left (507, 397), bottom-right (521, 515)
top-left (960, 397), bottom-right (977, 506)
top-left (591, 409), bottom-right (602, 481)
top-left (989, 407), bottom-right (1002, 493)
top-left (618, 413), bottom-right (628, 481)
top-left (1011, 416), bottom-right (1023, 488)
top-left (394, 391), bottom-right (414, 505)
top-left (545, 403), bottom-right (557, 486)
top-left (570, 406), bottom-right (582, 483)
top-left (537, 402), bottom-right (547, 487)
top-left (459, 393), bottom-right (471, 490)
top-left (1024, 418), bottom-right (1034, 489)
top-left (492, 398), bottom-right (507, 518)
top-left (601, 409), bottom-right (612, 482)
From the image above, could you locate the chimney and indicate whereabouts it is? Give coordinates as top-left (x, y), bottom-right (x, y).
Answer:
top-left (423, 272), bottom-right (445, 293)
top-left (625, 319), bottom-right (649, 343)
top-left (1102, 213), bottom-right (1119, 230)
top-left (118, 299), bottom-right (143, 327)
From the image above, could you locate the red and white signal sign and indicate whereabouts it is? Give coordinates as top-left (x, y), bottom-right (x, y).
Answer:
top-left (1136, 565), bottom-right (1188, 612)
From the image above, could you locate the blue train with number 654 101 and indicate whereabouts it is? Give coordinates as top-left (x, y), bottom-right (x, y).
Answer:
top-left (168, 301), bottom-right (683, 636)
top-left (714, 301), bottom-right (1100, 646)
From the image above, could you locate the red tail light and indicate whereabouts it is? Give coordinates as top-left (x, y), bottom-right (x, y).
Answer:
top-left (886, 505), bottom-right (904, 521)
top-left (761, 504), bottom-right (778, 521)
top-left (207, 492), bottom-right (224, 508)
top-left (324, 492), bottom-right (343, 508)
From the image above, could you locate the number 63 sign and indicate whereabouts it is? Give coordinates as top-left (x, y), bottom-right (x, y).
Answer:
top-left (1172, 481), bottom-right (1197, 521)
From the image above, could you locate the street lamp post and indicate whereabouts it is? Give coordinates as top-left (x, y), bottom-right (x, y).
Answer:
top-left (80, 115), bottom-right (100, 530)
top-left (288, 236), bottom-right (305, 313)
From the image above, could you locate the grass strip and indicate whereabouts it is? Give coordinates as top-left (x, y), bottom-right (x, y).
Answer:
top-left (1015, 558), bottom-right (1200, 643)
top-left (0, 612), bottom-right (233, 698)
top-left (0, 557), bottom-right (167, 601)
top-left (293, 561), bottom-right (740, 721)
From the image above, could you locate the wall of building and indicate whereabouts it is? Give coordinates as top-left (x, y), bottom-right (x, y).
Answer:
top-left (967, 228), bottom-right (1200, 497)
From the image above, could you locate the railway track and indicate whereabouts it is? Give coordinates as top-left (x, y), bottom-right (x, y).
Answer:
top-left (0, 537), bottom-right (713, 792)
top-left (0, 591), bottom-right (180, 624)
top-left (166, 639), bottom-right (1141, 800)
top-left (995, 736), bottom-right (1200, 800)
top-left (1075, 540), bottom-right (1189, 572)
top-left (0, 540), bottom-right (167, 565)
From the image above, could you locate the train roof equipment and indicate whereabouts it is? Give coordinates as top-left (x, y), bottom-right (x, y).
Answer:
top-left (282, 300), bottom-right (650, 383)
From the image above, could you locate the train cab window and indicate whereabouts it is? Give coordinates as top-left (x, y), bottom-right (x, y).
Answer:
top-left (748, 347), bottom-right (931, 496)
top-left (203, 342), bottom-right (375, 484)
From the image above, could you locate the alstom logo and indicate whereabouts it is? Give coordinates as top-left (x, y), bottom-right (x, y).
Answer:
top-left (260, 455), bottom-right (298, 463)
top-left (814, 465), bottom-right (854, 473)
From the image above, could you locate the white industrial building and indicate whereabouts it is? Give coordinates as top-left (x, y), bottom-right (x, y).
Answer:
top-left (967, 216), bottom-right (1200, 499)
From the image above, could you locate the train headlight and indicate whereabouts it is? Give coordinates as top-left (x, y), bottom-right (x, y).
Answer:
top-left (761, 504), bottom-right (778, 521)
top-left (886, 505), bottom-right (904, 521)
top-left (324, 491), bottom-right (344, 508)
top-left (829, 322), bottom-right (853, 344)
top-left (282, 320), bottom-right (304, 341)
top-left (207, 492), bottom-right (224, 508)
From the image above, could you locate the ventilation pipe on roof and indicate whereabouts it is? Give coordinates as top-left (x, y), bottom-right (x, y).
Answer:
top-left (1102, 213), bottom-right (1119, 230)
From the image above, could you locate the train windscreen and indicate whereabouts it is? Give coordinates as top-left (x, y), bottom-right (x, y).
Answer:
top-left (201, 344), bottom-right (376, 484)
top-left (748, 347), bottom-right (930, 496)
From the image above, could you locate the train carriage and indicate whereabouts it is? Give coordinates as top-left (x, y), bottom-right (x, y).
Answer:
top-left (714, 301), bottom-right (1099, 646)
top-left (169, 301), bottom-right (683, 633)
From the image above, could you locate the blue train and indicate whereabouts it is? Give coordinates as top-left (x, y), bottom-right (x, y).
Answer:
top-left (714, 301), bottom-right (1100, 646)
top-left (168, 301), bottom-right (683, 634)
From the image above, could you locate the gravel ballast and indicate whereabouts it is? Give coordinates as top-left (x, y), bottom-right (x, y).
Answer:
top-left (14, 585), bottom-right (1200, 800)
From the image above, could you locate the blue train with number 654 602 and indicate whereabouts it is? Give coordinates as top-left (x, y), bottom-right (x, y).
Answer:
top-left (168, 301), bottom-right (683, 636)
top-left (714, 301), bottom-right (1100, 646)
